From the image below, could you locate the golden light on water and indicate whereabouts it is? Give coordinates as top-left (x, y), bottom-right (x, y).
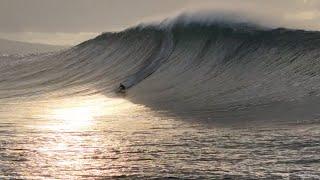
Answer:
top-left (34, 95), bottom-right (140, 131)
top-left (52, 106), bottom-right (95, 121)
top-left (50, 106), bottom-right (96, 129)
top-left (0, 94), bottom-right (179, 179)
top-left (42, 97), bottom-right (104, 130)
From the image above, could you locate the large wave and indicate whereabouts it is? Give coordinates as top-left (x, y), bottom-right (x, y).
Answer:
top-left (1, 15), bottom-right (320, 122)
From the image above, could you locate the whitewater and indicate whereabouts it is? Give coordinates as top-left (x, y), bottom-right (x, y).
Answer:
top-left (0, 14), bottom-right (320, 179)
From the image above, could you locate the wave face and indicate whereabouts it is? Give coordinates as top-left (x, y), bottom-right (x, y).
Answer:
top-left (2, 21), bottom-right (320, 122)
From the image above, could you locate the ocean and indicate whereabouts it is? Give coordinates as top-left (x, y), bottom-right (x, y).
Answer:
top-left (0, 18), bottom-right (320, 179)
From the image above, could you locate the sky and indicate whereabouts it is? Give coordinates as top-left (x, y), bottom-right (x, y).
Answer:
top-left (1, 0), bottom-right (320, 45)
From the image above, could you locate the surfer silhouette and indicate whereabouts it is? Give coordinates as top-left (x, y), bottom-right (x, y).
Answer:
top-left (117, 83), bottom-right (126, 94)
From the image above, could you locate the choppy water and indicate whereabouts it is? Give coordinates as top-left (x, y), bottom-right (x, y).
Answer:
top-left (0, 96), bottom-right (319, 179)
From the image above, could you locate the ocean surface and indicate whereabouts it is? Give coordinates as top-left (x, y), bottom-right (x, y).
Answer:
top-left (0, 96), bottom-right (319, 179)
top-left (1, 17), bottom-right (320, 179)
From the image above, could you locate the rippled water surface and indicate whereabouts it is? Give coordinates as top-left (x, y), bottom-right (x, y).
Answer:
top-left (0, 96), bottom-right (319, 179)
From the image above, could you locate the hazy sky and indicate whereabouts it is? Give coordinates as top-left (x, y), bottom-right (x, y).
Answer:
top-left (1, 0), bottom-right (320, 45)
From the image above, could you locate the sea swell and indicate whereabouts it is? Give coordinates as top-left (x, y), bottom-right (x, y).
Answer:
top-left (1, 18), bottom-right (320, 123)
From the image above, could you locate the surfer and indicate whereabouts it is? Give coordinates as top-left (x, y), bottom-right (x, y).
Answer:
top-left (117, 83), bottom-right (126, 94)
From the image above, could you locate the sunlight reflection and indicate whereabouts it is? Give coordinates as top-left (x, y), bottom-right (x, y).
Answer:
top-left (50, 106), bottom-right (95, 129)
top-left (36, 94), bottom-right (134, 131)
top-left (6, 94), bottom-right (159, 178)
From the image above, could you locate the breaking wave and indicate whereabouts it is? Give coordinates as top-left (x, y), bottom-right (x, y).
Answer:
top-left (1, 15), bottom-right (320, 122)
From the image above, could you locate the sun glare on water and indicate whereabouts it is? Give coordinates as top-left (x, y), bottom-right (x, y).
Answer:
top-left (37, 95), bottom-right (132, 131)
top-left (51, 106), bottom-right (96, 129)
